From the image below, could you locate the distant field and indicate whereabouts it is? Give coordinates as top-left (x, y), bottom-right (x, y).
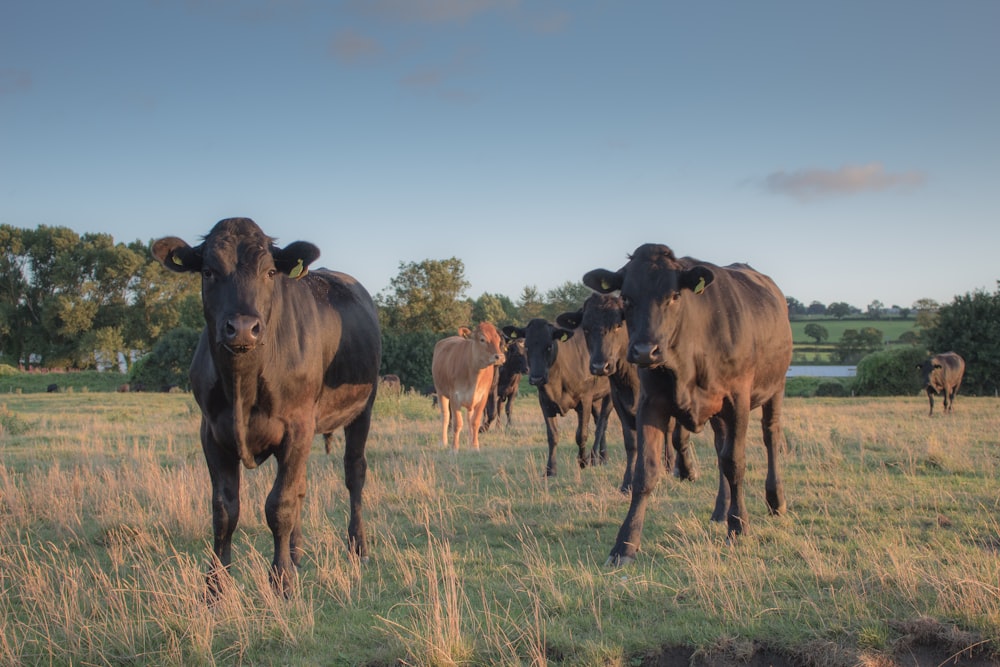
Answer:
top-left (790, 317), bottom-right (919, 344)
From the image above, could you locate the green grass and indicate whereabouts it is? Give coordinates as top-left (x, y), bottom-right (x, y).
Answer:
top-left (1, 391), bottom-right (998, 665)
top-left (0, 368), bottom-right (129, 394)
top-left (790, 318), bottom-right (919, 345)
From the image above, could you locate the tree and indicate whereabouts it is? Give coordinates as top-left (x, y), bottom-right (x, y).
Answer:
top-left (803, 323), bottom-right (829, 344)
top-left (377, 258), bottom-right (471, 334)
top-left (543, 281), bottom-right (593, 321)
top-left (807, 300), bottom-right (827, 316)
top-left (827, 302), bottom-right (855, 319)
top-left (786, 296), bottom-right (806, 317)
top-left (128, 326), bottom-right (201, 391)
top-left (866, 300), bottom-right (885, 319)
top-left (833, 327), bottom-right (883, 363)
top-left (922, 286), bottom-right (1000, 395)
top-left (471, 292), bottom-right (514, 327)
top-left (912, 298), bottom-right (940, 330)
top-left (517, 285), bottom-right (545, 322)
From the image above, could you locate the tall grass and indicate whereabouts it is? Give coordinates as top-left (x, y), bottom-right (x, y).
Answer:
top-left (0, 391), bottom-right (998, 665)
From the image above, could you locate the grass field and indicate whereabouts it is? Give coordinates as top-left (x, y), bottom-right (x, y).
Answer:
top-left (1, 391), bottom-right (998, 665)
top-left (790, 318), bottom-right (919, 345)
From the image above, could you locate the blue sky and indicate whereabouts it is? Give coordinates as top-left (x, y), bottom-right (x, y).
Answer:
top-left (2, 1), bottom-right (998, 311)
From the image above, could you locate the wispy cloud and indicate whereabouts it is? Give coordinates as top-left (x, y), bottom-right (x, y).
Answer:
top-left (764, 163), bottom-right (926, 201)
top-left (329, 29), bottom-right (383, 65)
top-left (349, 0), bottom-right (518, 24)
top-left (0, 69), bottom-right (32, 96)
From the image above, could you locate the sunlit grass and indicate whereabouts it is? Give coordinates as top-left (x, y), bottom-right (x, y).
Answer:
top-left (0, 390), bottom-right (998, 664)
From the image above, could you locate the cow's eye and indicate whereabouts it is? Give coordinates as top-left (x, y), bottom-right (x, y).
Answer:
top-left (266, 269), bottom-right (277, 279)
top-left (202, 268), bottom-right (214, 279)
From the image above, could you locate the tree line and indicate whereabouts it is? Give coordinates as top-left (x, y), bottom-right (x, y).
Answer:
top-left (2, 225), bottom-right (998, 397)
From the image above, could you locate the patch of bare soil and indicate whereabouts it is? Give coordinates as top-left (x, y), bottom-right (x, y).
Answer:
top-left (635, 618), bottom-right (997, 667)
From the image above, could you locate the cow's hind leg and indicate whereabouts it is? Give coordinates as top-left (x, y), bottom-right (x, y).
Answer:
top-left (439, 394), bottom-right (452, 447)
top-left (343, 405), bottom-right (372, 561)
top-left (761, 394), bottom-right (787, 516)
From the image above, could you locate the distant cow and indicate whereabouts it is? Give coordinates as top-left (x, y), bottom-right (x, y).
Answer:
top-left (917, 352), bottom-right (965, 416)
top-left (153, 217), bottom-right (381, 597)
top-left (379, 374), bottom-right (402, 395)
top-left (585, 243), bottom-right (793, 564)
top-left (481, 336), bottom-right (529, 432)
top-left (503, 319), bottom-right (613, 477)
top-left (557, 294), bottom-right (700, 493)
top-left (432, 323), bottom-right (506, 450)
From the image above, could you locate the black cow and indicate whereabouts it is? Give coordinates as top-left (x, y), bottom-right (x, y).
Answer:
top-left (503, 319), bottom-right (613, 476)
top-left (585, 244), bottom-right (793, 564)
top-left (917, 352), bottom-right (965, 416)
top-left (556, 294), bottom-right (700, 494)
top-left (153, 217), bottom-right (381, 596)
top-left (481, 336), bottom-right (528, 432)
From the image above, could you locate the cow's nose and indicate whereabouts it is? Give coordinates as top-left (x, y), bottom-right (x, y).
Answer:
top-left (224, 315), bottom-right (262, 350)
top-left (495, 353), bottom-right (506, 366)
top-left (528, 374), bottom-right (546, 386)
top-left (628, 342), bottom-right (661, 367)
top-left (590, 360), bottom-right (612, 376)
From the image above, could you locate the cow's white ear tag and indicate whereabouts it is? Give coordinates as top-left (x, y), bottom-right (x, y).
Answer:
top-left (694, 277), bottom-right (706, 294)
top-left (289, 259), bottom-right (306, 279)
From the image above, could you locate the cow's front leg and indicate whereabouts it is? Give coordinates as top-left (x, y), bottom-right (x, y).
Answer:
top-left (591, 396), bottom-right (612, 465)
top-left (711, 417), bottom-right (729, 522)
top-left (344, 406), bottom-right (372, 560)
top-left (544, 413), bottom-right (561, 476)
top-left (608, 391), bottom-right (671, 565)
top-left (202, 423), bottom-right (241, 600)
top-left (575, 400), bottom-right (593, 468)
top-left (266, 440), bottom-right (309, 597)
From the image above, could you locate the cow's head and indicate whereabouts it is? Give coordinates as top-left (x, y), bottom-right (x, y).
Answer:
top-left (502, 337), bottom-right (529, 376)
top-left (504, 318), bottom-right (571, 386)
top-left (916, 358), bottom-right (944, 391)
top-left (152, 218), bottom-right (319, 356)
top-left (461, 322), bottom-right (506, 369)
top-left (583, 243), bottom-right (713, 368)
top-left (556, 293), bottom-right (627, 377)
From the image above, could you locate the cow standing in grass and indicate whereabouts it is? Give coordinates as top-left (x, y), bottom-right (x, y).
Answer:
top-left (917, 352), bottom-right (965, 416)
top-left (503, 319), bottom-right (613, 477)
top-left (153, 217), bottom-right (381, 597)
top-left (585, 244), bottom-right (792, 564)
top-left (481, 336), bottom-right (529, 432)
top-left (556, 294), bottom-right (700, 494)
top-left (432, 323), bottom-right (506, 450)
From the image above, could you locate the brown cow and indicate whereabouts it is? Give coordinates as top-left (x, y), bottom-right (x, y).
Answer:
top-left (153, 217), bottom-right (381, 597)
top-left (432, 323), bottom-right (506, 450)
top-left (585, 244), bottom-right (792, 564)
top-left (917, 352), bottom-right (965, 416)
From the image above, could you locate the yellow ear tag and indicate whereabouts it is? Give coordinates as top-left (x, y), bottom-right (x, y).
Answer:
top-left (560, 332), bottom-right (570, 342)
top-left (694, 277), bottom-right (706, 294)
top-left (601, 278), bottom-right (611, 290)
top-left (171, 254), bottom-right (184, 267)
top-left (289, 259), bottom-right (306, 279)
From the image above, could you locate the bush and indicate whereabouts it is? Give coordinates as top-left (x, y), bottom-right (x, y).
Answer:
top-left (129, 327), bottom-right (201, 392)
top-left (815, 381), bottom-right (849, 397)
top-left (380, 330), bottom-right (440, 392)
top-left (852, 347), bottom-right (927, 396)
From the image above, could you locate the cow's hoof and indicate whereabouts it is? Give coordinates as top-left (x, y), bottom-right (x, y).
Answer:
top-left (605, 553), bottom-right (635, 567)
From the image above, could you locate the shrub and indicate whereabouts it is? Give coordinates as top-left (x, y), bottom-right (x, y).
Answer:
top-left (815, 381), bottom-right (849, 397)
top-left (129, 327), bottom-right (201, 391)
top-left (852, 347), bottom-right (927, 396)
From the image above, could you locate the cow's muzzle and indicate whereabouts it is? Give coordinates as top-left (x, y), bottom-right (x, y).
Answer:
top-left (628, 342), bottom-right (662, 367)
top-left (528, 374), bottom-right (547, 387)
top-left (222, 315), bottom-right (263, 354)
top-left (590, 359), bottom-right (614, 376)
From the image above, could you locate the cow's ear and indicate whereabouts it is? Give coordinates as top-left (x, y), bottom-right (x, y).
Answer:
top-left (553, 328), bottom-right (574, 343)
top-left (555, 311), bottom-right (583, 330)
top-left (457, 327), bottom-right (472, 338)
top-left (152, 237), bottom-right (202, 273)
top-left (273, 241), bottom-right (320, 279)
top-left (680, 266), bottom-right (714, 294)
top-left (502, 325), bottom-right (524, 340)
top-left (583, 268), bottom-right (623, 294)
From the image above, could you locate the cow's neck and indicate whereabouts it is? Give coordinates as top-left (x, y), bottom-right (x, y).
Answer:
top-left (214, 349), bottom-right (266, 470)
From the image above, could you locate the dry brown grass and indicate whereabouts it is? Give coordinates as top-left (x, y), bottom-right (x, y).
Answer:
top-left (0, 391), bottom-right (998, 665)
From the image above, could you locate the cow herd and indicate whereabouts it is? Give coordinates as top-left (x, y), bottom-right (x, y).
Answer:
top-left (152, 218), bottom-right (967, 595)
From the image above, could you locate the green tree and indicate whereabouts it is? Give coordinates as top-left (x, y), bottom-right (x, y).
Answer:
top-left (912, 298), bottom-right (940, 330)
top-left (827, 302), bottom-right (855, 319)
top-left (922, 286), bottom-right (1000, 395)
top-left (377, 258), bottom-right (471, 334)
top-left (128, 326), bottom-right (201, 391)
top-left (543, 281), bottom-right (593, 321)
top-left (517, 285), bottom-right (544, 322)
top-left (833, 327), bottom-right (883, 364)
top-left (471, 292), bottom-right (514, 327)
top-left (786, 296), bottom-right (806, 317)
top-left (379, 330), bottom-right (439, 391)
top-left (803, 323), bottom-right (828, 344)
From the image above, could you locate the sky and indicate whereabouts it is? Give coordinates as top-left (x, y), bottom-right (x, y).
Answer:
top-left (2, 1), bottom-right (998, 311)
